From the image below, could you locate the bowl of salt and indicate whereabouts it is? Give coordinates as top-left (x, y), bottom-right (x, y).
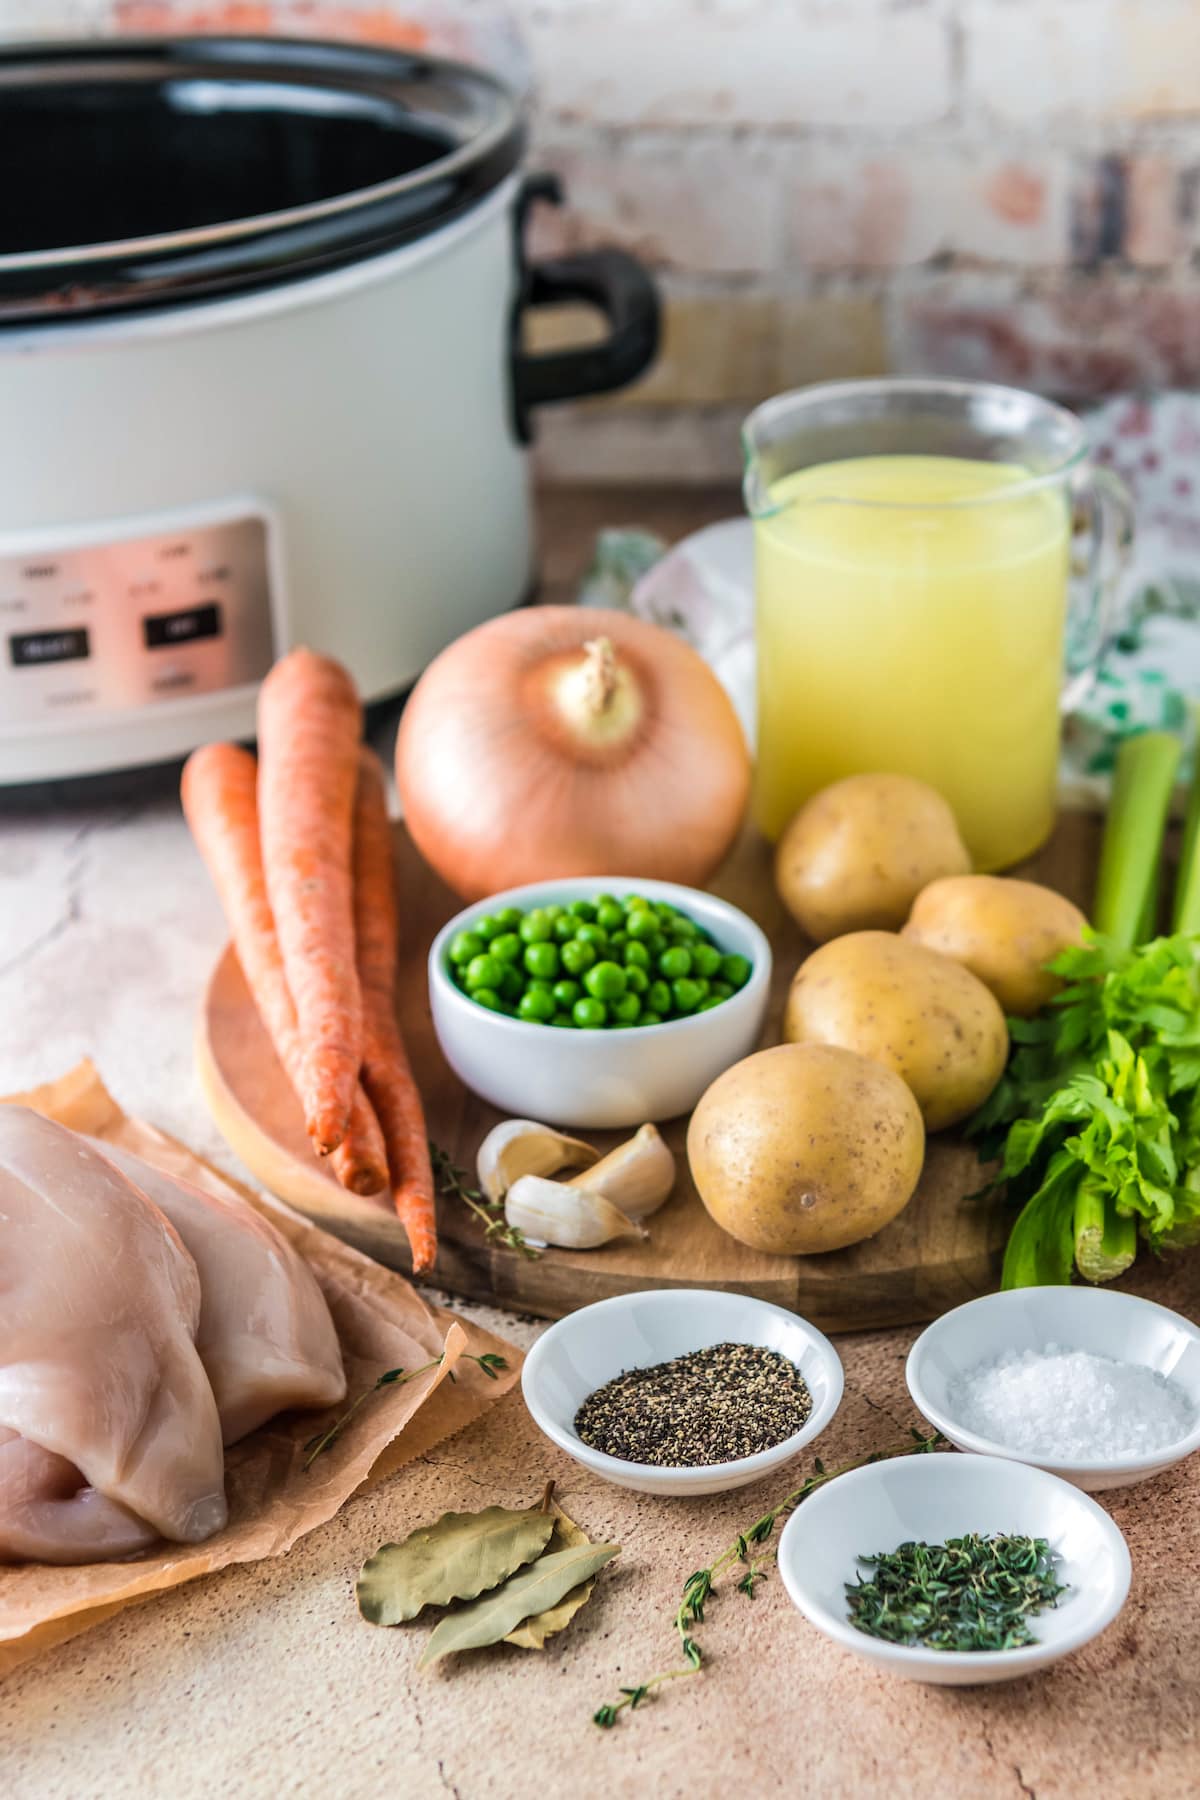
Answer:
top-left (906, 1287), bottom-right (1200, 1490)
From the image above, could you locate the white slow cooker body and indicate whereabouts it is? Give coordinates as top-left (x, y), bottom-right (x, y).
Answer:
top-left (0, 177), bottom-right (533, 782)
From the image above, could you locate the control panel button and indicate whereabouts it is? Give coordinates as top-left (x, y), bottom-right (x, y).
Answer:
top-left (9, 626), bottom-right (90, 667)
top-left (142, 603), bottom-right (222, 650)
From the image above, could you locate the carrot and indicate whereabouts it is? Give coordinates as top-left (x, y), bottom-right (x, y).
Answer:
top-left (182, 743), bottom-right (389, 1203)
top-left (352, 747), bottom-right (438, 1273)
top-left (257, 649), bottom-right (364, 1155)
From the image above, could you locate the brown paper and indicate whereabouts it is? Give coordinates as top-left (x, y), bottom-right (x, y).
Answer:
top-left (0, 1062), bottom-right (522, 1676)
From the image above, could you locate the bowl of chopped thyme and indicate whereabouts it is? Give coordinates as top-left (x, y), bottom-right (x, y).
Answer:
top-left (520, 1289), bottom-right (843, 1495)
top-left (777, 1452), bottom-right (1131, 1685)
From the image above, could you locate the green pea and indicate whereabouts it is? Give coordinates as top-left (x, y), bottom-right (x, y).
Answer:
top-left (574, 922), bottom-right (608, 950)
top-left (499, 964), bottom-right (524, 1001)
top-left (647, 930), bottom-right (668, 957)
top-left (542, 903), bottom-right (565, 921)
top-left (624, 939), bottom-right (651, 969)
top-left (646, 979), bottom-right (671, 1015)
top-left (696, 995), bottom-right (725, 1011)
top-left (672, 977), bottom-right (703, 1014)
top-left (653, 901), bottom-right (677, 921)
top-left (518, 987), bottom-right (556, 1023)
top-left (625, 908), bottom-right (658, 941)
top-left (550, 1012), bottom-right (575, 1028)
top-left (596, 900), bottom-right (624, 932)
top-left (692, 943), bottom-right (722, 979)
top-left (584, 960), bottom-right (627, 1002)
top-left (572, 996), bottom-right (608, 1029)
top-left (491, 931), bottom-right (523, 965)
top-left (448, 929), bottom-right (485, 965)
top-left (495, 906), bottom-right (523, 929)
top-left (553, 914), bottom-right (576, 942)
top-left (550, 978), bottom-right (579, 1007)
top-left (524, 941), bottom-right (560, 980)
top-left (608, 930), bottom-right (628, 953)
top-left (519, 909), bottom-right (554, 944)
top-left (669, 914), bottom-right (699, 942)
top-left (691, 977), bottom-right (711, 1000)
top-left (474, 914), bottom-right (503, 942)
top-left (561, 938), bottom-right (596, 976)
top-left (472, 987), bottom-right (504, 1011)
top-left (639, 1009), bottom-right (663, 1027)
top-left (568, 899), bottom-right (596, 921)
top-left (720, 953), bottom-right (752, 989)
top-left (659, 945), bottom-right (692, 979)
top-left (624, 894), bottom-right (652, 914)
top-left (610, 992), bottom-right (641, 1024)
top-left (710, 979), bottom-right (734, 1001)
top-left (465, 953), bottom-right (504, 990)
top-left (625, 965), bottom-right (649, 995)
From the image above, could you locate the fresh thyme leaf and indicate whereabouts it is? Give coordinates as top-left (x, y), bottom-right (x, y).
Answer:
top-left (846, 1533), bottom-right (1068, 1652)
top-left (591, 1430), bottom-right (945, 1728)
top-left (429, 1141), bottom-right (541, 1260)
top-left (304, 1351), bottom-right (507, 1467)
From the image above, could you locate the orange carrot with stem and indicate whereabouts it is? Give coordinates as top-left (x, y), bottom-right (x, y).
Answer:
top-left (257, 649), bottom-right (364, 1155)
top-left (352, 747), bottom-right (438, 1273)
top-left (182, 742), bottom-right (389, 1202)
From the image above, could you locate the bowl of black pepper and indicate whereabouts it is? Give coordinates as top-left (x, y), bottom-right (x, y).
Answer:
top-left (520, 1289), bottom-right (844, 1495)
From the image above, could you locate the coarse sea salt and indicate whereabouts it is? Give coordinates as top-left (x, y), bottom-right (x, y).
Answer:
top-left (949, 1343), bottom-right (1196, 1462)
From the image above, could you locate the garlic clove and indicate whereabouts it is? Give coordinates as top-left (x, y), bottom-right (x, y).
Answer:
top-left (476, 1119), bottom-right (599, 1207)
top-left (504, 1174), bottom-right (648, 1251)
top-left (567, 1123), bottom-right (676, 1220)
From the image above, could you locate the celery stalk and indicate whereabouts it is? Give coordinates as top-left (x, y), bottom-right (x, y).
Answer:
top-left (1093, 731), bottom-right (1180, 949)
top-left (1073, 1179), bottom-right (1138, 1283)
top-left (1171, 703), bottom-right (1200, 933)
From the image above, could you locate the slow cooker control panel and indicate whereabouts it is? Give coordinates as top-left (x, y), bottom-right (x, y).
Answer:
top-left (0, 504), bottom-right (278, 726)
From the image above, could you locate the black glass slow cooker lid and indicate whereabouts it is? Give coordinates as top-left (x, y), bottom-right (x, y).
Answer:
top-left (0, 37), bottom-right (525, 326)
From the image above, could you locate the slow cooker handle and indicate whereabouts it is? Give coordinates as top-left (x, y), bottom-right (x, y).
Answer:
top-left (511, 173), bottom-right (660, 443)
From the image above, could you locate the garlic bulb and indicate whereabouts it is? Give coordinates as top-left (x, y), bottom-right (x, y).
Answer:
top-left (568, 1123), bottom-right (675, 1220)
top-left (504, 1175), bottom-right (647, 1250)
top-left (476, 1119), bottom-right (598, 1207)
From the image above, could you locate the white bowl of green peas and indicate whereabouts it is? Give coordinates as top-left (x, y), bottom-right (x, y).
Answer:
top-left (428, 877), bottom-right (771, 1128)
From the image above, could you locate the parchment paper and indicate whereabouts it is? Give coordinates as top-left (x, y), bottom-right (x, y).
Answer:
top-left (0, 1062), bottom-right (522, 1677)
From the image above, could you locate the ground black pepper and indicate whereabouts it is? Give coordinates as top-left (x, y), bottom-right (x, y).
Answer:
top-left (574, 1341), bottom-right (814, 1467)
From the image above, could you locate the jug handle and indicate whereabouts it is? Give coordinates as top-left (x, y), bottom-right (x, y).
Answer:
top-left (510, 173), bottom-right (660, 443)
top-left (1063, 465), bottom-right (1136, 713)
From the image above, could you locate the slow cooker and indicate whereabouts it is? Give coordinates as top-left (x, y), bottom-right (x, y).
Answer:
top-left (0, 38), bottom-right (659, 783)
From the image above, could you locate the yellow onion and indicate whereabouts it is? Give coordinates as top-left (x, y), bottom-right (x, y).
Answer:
top-left (396, 607), bottom-right (750, 900)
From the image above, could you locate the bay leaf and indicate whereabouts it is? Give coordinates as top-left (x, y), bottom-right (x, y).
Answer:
top-left (357, 1507), bottom-right (555, 1626)
top-left (418, 1541), bottom-right (620, 1667)
top-left (504, 1508), bottom-right (595, 1650)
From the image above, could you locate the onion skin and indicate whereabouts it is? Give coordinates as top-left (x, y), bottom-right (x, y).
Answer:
top-left (396, 606), bottom-right (751, 900)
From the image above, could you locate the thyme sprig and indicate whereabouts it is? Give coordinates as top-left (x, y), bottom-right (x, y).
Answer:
top-left (303, 1350), bottom-right (508, 1467)
top-left (592, 1428), bottom-right (944, 1728)
top-left (847, 1532), bottom-right (1067, 1651)
top-left (430, 1141), bottom-right (541, 1260)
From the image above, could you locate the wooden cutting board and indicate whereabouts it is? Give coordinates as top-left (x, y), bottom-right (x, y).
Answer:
top-left (197, 813), bottom-right (1100, 1334)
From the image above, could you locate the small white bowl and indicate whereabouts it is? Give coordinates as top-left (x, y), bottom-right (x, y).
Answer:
top-left (520, 1288), bottom-right (843, 1496)
top-left (906, 1287), bottom-right (1200, 1491)
top-left (777, 1452), bottom-right (1131, 1686)
top-left (428, 876), bottom-right (771, 1128)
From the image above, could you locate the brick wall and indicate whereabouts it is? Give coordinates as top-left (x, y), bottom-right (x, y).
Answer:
top-left (9, 0), bottom-right (1200, 481)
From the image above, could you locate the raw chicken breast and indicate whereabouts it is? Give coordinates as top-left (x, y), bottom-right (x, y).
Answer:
top-left (93, 1141), bottom-right (346, 1445)
top-left (0, 1107), bottom-right (227, 1564)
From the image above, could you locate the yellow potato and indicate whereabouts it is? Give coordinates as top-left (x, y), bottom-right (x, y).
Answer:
top-left (774, 773), bottom-right (971, 944)
top-left (902, 875), bottom-right (1087, 1017)
top-left (686, 1043), bottom-right (924, 1255)
top-left (782, 931), bottom-right (1008, 1132)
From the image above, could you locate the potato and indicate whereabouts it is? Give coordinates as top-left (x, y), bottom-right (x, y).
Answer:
top-left (902, 875), bottom-right (1087, 1017)
top-left (686, 1043), bottom-right (924, 1255)
top-left (774, 773), bottom-right (971, 944)
top-left (782, 931), bottom-right (1008, 1132)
